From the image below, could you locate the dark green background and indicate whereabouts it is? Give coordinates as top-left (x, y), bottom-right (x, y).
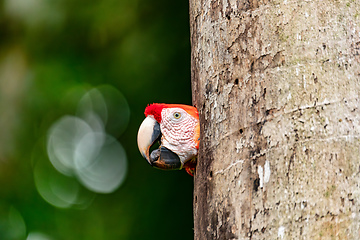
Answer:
top-left (0, 0), bottom-right (193, 239)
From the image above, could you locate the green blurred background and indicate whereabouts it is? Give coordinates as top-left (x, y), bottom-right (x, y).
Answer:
top-left (0, 0), bottom-right (193, 239)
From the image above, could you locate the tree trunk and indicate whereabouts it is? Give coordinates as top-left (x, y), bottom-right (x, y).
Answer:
top-left (190, 0), bottom-right (360, 239)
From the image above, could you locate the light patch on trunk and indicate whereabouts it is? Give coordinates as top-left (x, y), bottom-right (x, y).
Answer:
top-left (278, 226), bottom-right (285, 239)
top-left (264, 160), bottom-right (271, 183)
top-left (258, 161), bottom-right (271, 189)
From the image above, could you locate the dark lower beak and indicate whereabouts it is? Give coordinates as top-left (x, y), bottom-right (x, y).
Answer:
top-left (149, 146), bottom-right (182, 170)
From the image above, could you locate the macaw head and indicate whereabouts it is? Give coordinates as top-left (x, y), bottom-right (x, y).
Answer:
top-left (137, 103), bottom-right (199, 175)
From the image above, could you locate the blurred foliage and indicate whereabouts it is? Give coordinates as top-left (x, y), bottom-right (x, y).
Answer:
top-left (0, 0), bottom-right (193, 239)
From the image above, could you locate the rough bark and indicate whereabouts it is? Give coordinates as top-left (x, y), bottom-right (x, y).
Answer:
top-left (190, 0), bottom-right (360, 239)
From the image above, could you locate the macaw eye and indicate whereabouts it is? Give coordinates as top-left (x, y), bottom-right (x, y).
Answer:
top-left (173, 112), bottom-right (181, 119)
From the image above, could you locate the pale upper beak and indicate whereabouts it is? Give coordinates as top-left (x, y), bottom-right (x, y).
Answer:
top-left (137, 116), bottom-right (182, 170)
top-left (137, 116), bottom-right (161, 164)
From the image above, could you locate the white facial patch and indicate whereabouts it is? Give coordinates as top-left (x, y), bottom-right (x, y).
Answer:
top-left (160, 108), bottom-right (198, 164)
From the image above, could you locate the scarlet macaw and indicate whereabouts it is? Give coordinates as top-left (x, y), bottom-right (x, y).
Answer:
top-left (137, 103), bottom-right (199, 175)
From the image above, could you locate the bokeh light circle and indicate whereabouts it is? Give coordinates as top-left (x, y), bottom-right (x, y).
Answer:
top-left (46, 85), bottom-right (129, 198)
top-left (75, 133), bottom-right (127, 193)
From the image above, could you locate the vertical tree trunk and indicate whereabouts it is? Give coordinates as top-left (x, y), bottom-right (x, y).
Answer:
top-left (190, 0), bottom-right (360, 239)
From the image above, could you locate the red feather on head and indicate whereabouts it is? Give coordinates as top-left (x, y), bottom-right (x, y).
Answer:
top-left (144, 103), bottom-right (199, 123)
top-left (144, 103), bottom-right (167, 123)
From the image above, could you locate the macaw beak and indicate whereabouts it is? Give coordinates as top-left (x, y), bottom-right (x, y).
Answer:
top-left (137, 116), bottom-right (182, 170)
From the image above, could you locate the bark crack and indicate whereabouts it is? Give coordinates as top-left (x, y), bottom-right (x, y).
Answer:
top-left (214, 159), bottom-right (245, 176)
